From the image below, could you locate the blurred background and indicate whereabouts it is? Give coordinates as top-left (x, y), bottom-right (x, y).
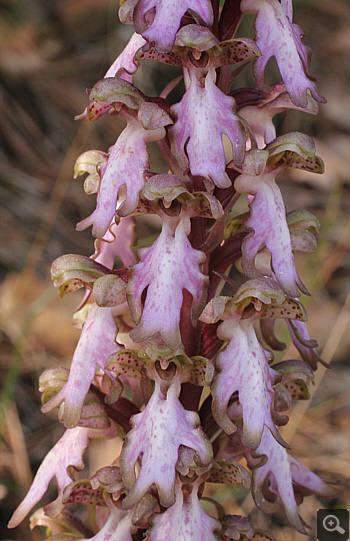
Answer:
top-left (0, 0), bottom-right (349, 539)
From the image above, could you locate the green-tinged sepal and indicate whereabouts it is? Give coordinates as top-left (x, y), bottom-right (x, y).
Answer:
top-left (90, 466), bottom-right (125, 501)
top-left (74, 150), bottom-right (108, 195)
top-left (93, 274), bottom-right (127, 307)
top-left (266, 132), bottom-right (324, 173)
top-left (51, 255), bottom-right (109, 297)
top-left (274, 359), bottom-right (315, 400)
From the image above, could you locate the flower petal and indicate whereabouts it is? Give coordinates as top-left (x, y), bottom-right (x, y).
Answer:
top-left (77, 119), bottom-right (166, 238)
top-left (170, 67), bottom-right (245, 188)
top-left (79, 504), bottom-right (134, 541)
top-left (235, 169), bottom-right (304, 297)
top-left (134, 0), bottom-right (213, 54)
top-left (127, 218), bottom-right (208, 350)
top-left (238, 83), bottom-right (319, 148)
top-left (147, 481), bottom-right (220, 540)
top-left (241, 0), bottom-right (325, 107)
top-left (92, 217), bottom-right (137, 269)
top-left (252, 428), bottom-right (340, 533)
top-left (120, 379), bottom-right (212, 509)
top-left (42, 304), bottom-right (121, 428)
top-left (212, 316), bottom-right (282, 448)
top-left (104, 33), bottom-right (146, 80)
top-left (8, 427), bottom-right (90, 528)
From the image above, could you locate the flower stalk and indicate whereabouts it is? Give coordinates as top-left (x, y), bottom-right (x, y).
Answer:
top-left (9, 1), bottom-right (342, 539)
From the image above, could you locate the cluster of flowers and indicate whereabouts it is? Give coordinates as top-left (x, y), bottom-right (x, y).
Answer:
top-left (9, 1), bottom-right (342, 539)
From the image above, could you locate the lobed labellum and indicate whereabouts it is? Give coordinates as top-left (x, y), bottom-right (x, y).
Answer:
top-left (146, 481), bottom-right (221, 541)
top-left (251, 428), bottom-right (341, 534)
top-left (170, 66), bottom-right (246, 189)
top-left (9, 427), bottom-right (91, 528)
top-left (235, 168), bottom-right (306, 298)
top-left (120, 379), bottom-right (213, 509)
top-left (92, 217), bottom-right (138, 270)
top-left (241, 0), bottom-right (325, 107)
top-left (211, 315), bottom-right (284, 449)
top-left (133, 0), bottom-right (214, 54)
top-left (127, 218), bottom-right (208, 350)
top-left (41, 304), bottom-right (121, 429)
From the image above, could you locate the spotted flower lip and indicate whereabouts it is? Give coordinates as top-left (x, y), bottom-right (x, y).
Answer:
top-left (250, 428), bottom-right (342, 534)
top-left (210, 312), bottom-right (283, 448)
top-left (76, 114), bottom-right (170, 238)
top-left (234, 133), bottom-right (323, 297)
top-left (8, 424), bottom-right (118, 529)
top-left (120, 377), bottom-right (213, 509)
top-left (127, 217), bottom-right (208, 350)
top-left (146, 480), bottom-right (221, 541)
top-left (132, 0), bottom-right (214, 54)
top-left (241, 0), bottom-right (326, 108)
top-left (41, 303), bottom-right (121, 428)
top-left (170, 65), bottom-right (246, 190)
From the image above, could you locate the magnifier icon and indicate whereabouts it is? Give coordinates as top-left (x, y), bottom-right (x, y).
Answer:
top-left (323, 515), bottom-right (346, 534)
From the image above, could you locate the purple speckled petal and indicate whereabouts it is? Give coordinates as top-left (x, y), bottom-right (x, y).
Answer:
top-left (42, 304), bottom-right (121, 428)
top-left (235, 169), bottom-right (303, 298)
top-left (120, 379), bottom-right (213, 509)
top-left (76, 119), bottom-right (166, 238)
top-left (252, 428), bottom-right (305, 533)
top-left (104, 33), bottom-right (146, 80)
top-left (8, 427), bottom-right (90, 528)
top-left (170, 66), bottom-right (245, 188)
top-left (212, 315), bottom-right (282, 449)
top-left (147, 481), bottom-right (220, 540)
top-left (134, 0), bottom-right (213, 54)
top-left (241, 0), bottom-right (325, 107)
top-left (252, 428), bottom-right (340, 533)
top-left (127, 218), bottom-right (208, 350)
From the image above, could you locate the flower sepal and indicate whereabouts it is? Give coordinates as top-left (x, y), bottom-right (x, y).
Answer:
top-left (266, 132), bottom-right (323, 172)
top-left (51, 255), bottom-right (111, 297)
top-left (74, 150), bottom-right (108, 195)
